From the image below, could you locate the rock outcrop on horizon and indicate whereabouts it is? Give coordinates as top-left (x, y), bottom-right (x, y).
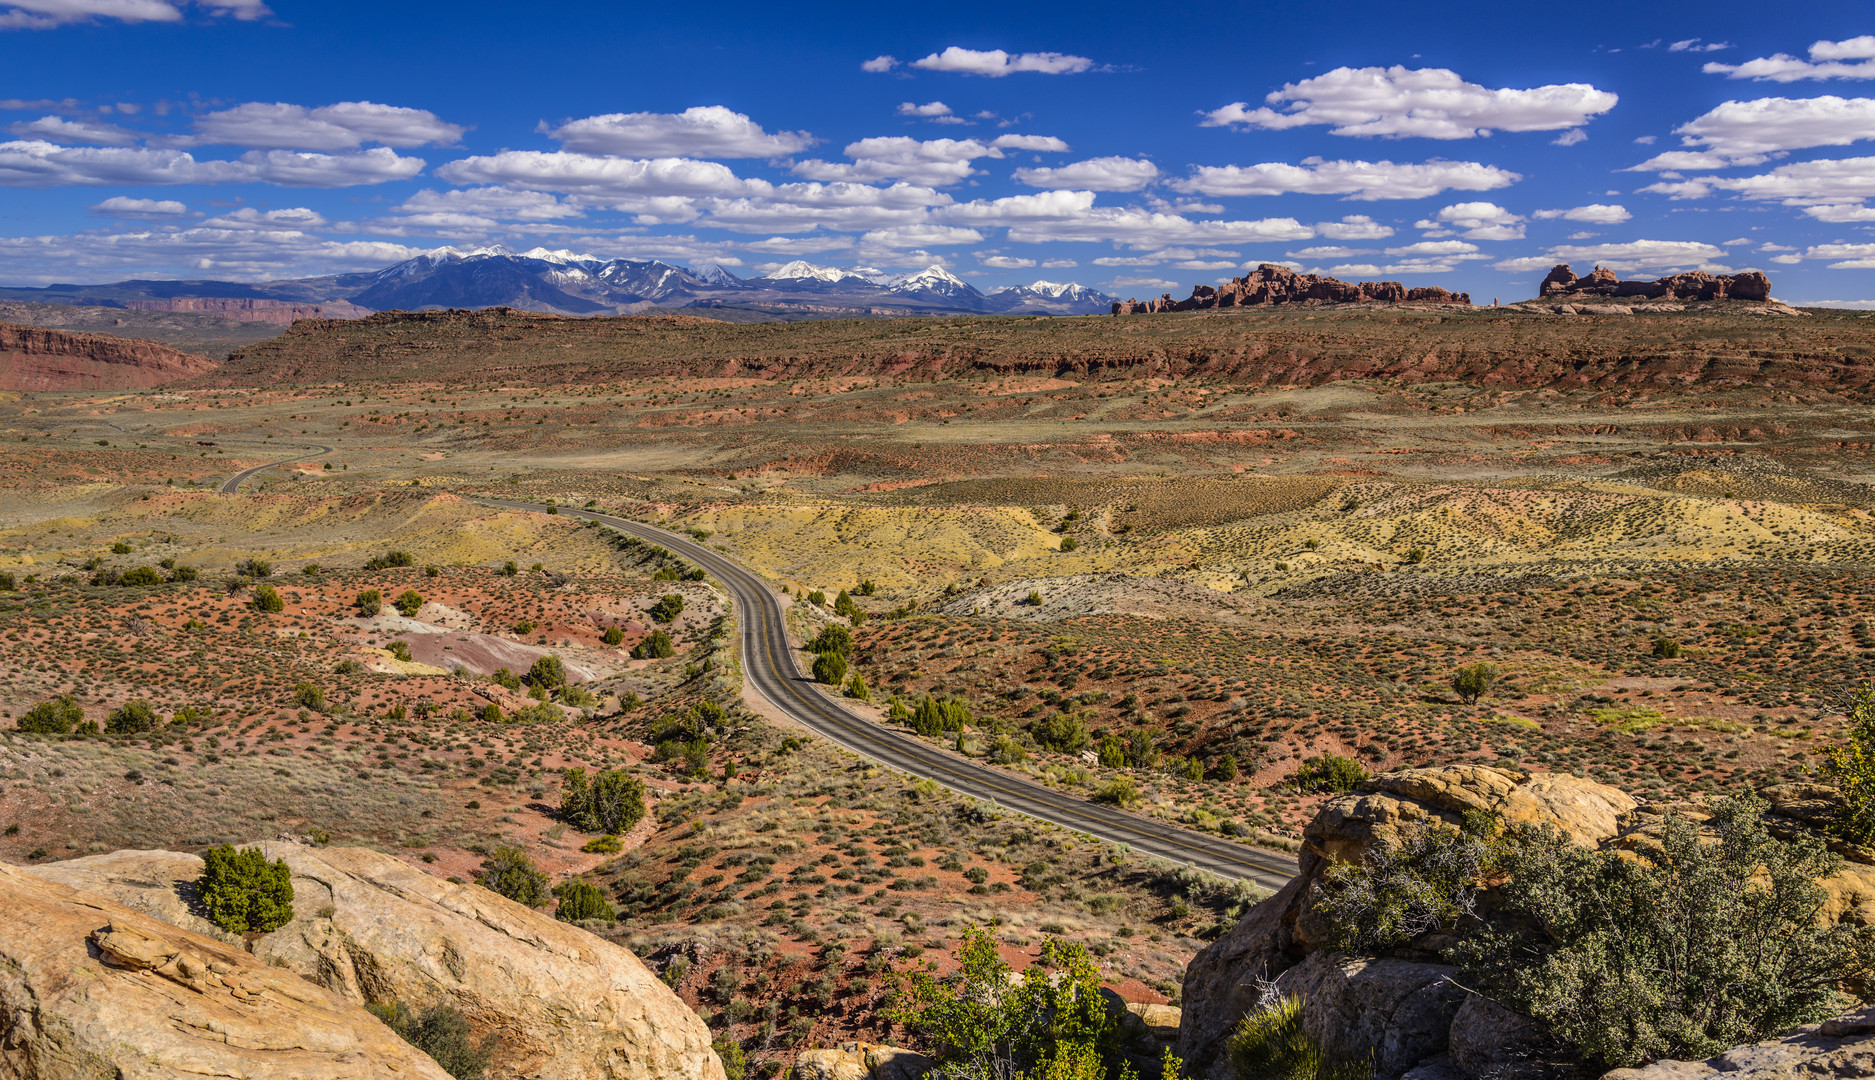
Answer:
top-left (121, 296), bottom-right (374, 325)
top-left (1174, 765), bottom-right (1875, 1080)
top-left (1112, 264), bottom-right (1471, 314)
top-left (0, 858), bottom-right (454, 1079)
top-left (1539, 264), bottom-right (1772, 302)
top-left (0, 319), bottom-right (219, 391)
top-left (24, 841), bottom-right (727, 1080)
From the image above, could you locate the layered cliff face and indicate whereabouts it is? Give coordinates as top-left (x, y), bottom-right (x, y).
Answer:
top-left (18, 842), bottom-right (726, 1080)
top-left (121, 296), bottom-right (374, 325)
top-left (1113, 264), bottom-right (1470, 314)
top-left (1175, 766), bottom-right (1875, 1080)
top-left (1538, 264), bottom-right (1772, 302)
top-left (0, 319), bottom-right (219, 391)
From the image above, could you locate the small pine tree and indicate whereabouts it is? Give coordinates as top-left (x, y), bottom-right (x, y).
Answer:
top-left (394, 589), bottom-right (424, 617)
top-left (553, 879), bottom-right (615, 923)
top-left (846, 671), bottom-right (871, 700)
top-left (356, 589), bottom-right (382, 616)
top-left (526, 654), bottom-right (567, 689)
top-left (602, 626), bottom-right (624, 646)
top-left (251, 584), bottom-right (284, 612)
top-left (631, 629), bottom-right (675, 659)
top-left (477, 844), bottom-right (548, 905)
top-left (17, 694), bottom-right (82, 734)
top-left (199, 844), bottom-right (295, 933)
top-left (1450, 661), bottom-right (1500, 705)
top-left (813, 650), bottom-right (848, 686)
top-left (106, 699), bottom-right (158, 734)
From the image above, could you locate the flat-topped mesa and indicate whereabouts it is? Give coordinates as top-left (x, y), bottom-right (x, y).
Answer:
top-left (1112, 263), bottom-right (1470, 314)
top-left (1539, 263), bottom-right (1772, 302)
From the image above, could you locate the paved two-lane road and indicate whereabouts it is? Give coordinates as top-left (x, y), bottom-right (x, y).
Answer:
top-left (219, 445), bottom-right (333, 493)
top-left (479, 498), bottom-right (1299, 891)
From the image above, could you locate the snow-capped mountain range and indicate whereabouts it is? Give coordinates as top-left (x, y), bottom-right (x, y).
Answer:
top-left (0, 246), bottom-right (1119, 319)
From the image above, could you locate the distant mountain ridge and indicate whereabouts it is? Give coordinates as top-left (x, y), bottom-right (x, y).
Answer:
top-left (0, 246), bottom-right (1120, 319)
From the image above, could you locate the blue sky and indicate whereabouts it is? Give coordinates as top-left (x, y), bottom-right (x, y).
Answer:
top-left (5, 0), bottom-right (1875, 303)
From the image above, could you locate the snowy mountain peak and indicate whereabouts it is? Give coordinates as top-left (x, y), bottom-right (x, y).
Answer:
top-left (762, 260), bottom-right (867, 284)
top-left (888, 265), bottom-right (971, 292)
top-left (688, 262), bottom-right (745, 287)
top-left (516, 247), bottom-right (602, 266)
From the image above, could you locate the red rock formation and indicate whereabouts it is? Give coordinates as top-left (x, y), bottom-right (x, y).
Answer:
top-left (0, 320), bottom-right (219, 391)
top-left (120, 297), bottom-right (373, 325)
top-left (1113, 264), bottom-right (1469, 314)
top-left (1537, 263), bottom-right (1772, 302)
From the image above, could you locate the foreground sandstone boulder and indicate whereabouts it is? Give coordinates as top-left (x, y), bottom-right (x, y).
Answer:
top-left (27, 842), bottom-right (725, 1080)
top-left (794, 1042), bottom-right (933, 1080)
top-left (0, 859), bottom-right (451, 1079)
top-left (1176, 766), bottom-right (1637, 1079)
top-left (1600, 1007), bottom-right (1875, 1080)
top-left (1178, 766), bottom-right (1875, 1080)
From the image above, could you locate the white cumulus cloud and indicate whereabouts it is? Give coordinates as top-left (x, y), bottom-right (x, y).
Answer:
top-left (911, 46), bottom-right (1095, 77)
top-left (1417, 201), bottom-right (1524, 239)
top-left (9, 114), bottom-right (140, 145)
top-left (193, 101), bottom-right (464, 150)
top-left (0, 0), bottom-right (267, 29)
top-left (546, 106), bottom-right (812, 158)
top-left (1532, 203), bottom-right (1631, 224)
top-left (0, 139), bottom-right (421, 187)
top-left (1494, 239), bottom-right (1728, 273)
top-left (1640, 155), bottom-right (1875, 202)
top-left (858, 225), bottom-right (982, 248)
top-left (861, 55), bottom-right (898, 73)
top-left (792, 136), bottom-right (1014, 187)
top-left (90, 194), bottom-right (186, 216)
top-left (436, 152), bottom-right (757, 198)
top-left (1169, 158), bottom-right (1520, 201)
top-left (1315, 215), bottom-right (1394, 239)
top-left (1630, 96), bottom-right (1875, 170)
top-left (1013, 156), bottom-right (1159, 191)
top-left (1706, 36), bottom-right (1875, 81)
top-left (1199, 66), bottom-right (1616, 139)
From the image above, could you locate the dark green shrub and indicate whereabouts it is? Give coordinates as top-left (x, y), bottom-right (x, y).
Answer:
top-left (909, 695), bottom-right (971, 737)
top-left (1091, 777), bottom-right (1139, 807)
top-left (369, 1000), bottom-right (494, 1080)
top-left (119, 565), bottom-right (164, 587)
top-left (553, 879), bottom-right (615, 923)
top-left (561, 767), bottom-right (646, 834)
top-left (198, 844), bottom-right (294, 933)
top-left (808, 624), bottom-right (854, 657)
top-left (106, 699), bottom-right (159, 734)
top-left (1097, 734), bottom-right (1126, 768)
top-left (812, 651), bottom-right (848, 686)
top-left (601, 626), bottom-right (624, 646)
top-left (477, 844), bottom-right (548, 906)
top-left (631, 630), bottom-right (674, 659)
top-left (1227, 994), bottom-right (1370, 1080)
top-left (649, 593), bottom-right (684, 623)
top-left (356, 589), bottom-right (382, 616)
top-left (0, 571), bottom-right (14, 590)
top-left (500, 560), bottom-right (518, 576)
top-left (111, 541), bottom-right (133, 554)
top-left (251, 584), bottom-right (284, 612)
top-left (1030, 713), bottom-right (1090, 753)
top-left (1294, 754), bottom-right (1367, 794)
top-left (1652, 638), bottom-right (1683, 659)
top-left (526, 654), bottom-right (566, 689)
top-left (394, 589), bottom-right (424, 617)
top-left (1313, 814), bottom-right (1498, 955)
top-left (294, 682), bottom-right (325, 711)
top-left (846, 671), bottom-right (870, 700)
top-left (169, 564), bottom-right (198, 582)
top-left (235, 558), bottom-right (273, 578)
top-left (365, 550), bottom-right (414, 570)
top-left (1214, 753), bottom-right (1240, 782)
top-left (1825, 683), bottom-right (1875, 843)
top-left (1450, 662), bottom-right (1499, 705)
top-left (890, 929), bottom-right (1140, 1079)
top-left (1455, 795), bottom-right (1875, 1068)
top-left (17, 694), bottom-right (82, 734)
top-left (1059, 535), bottom-right (1078, 552)
top-left (489, 666), bottom-right (522, 690)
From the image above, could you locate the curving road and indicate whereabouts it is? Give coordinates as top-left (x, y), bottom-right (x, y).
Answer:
top-left (478, 497), bottom-right (1299, 891)
top-left (219, 444), bottom-right (333, 493)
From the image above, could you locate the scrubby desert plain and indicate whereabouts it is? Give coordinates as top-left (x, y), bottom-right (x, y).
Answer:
top-left (3, 299), bottom-right (1874, 1066)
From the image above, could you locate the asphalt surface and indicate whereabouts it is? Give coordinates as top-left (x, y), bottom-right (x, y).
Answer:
top-left (218, 445), bottom-right (333, 493)
top-left (479, 497), bottom-right (1300, 891)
